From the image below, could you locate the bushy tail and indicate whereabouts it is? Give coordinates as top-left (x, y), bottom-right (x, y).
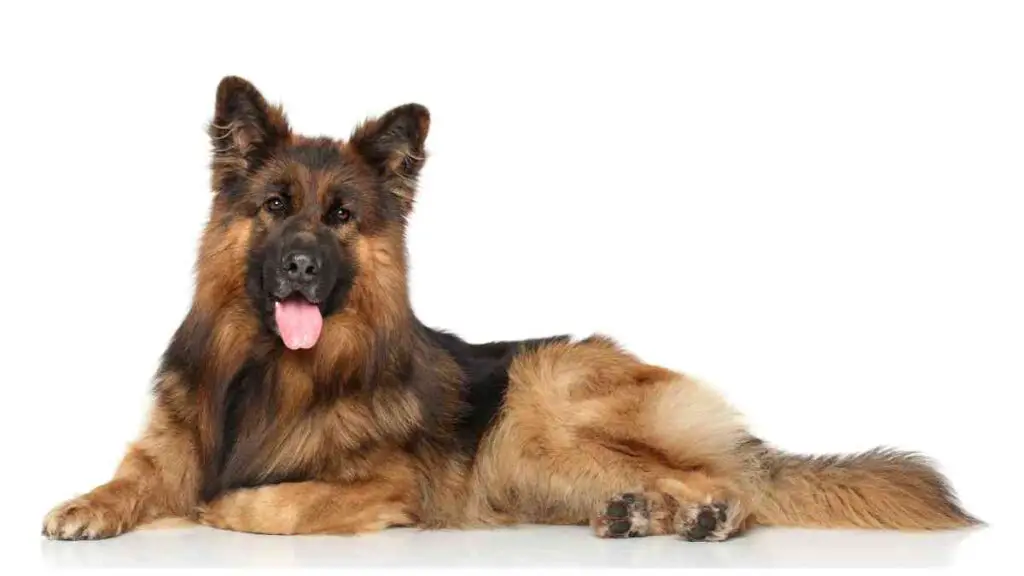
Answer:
top-left (752, 447), bottom-right (980, 530)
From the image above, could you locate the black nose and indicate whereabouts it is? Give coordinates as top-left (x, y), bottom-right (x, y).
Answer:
top-left (283, 251), bottom-right (319, 284)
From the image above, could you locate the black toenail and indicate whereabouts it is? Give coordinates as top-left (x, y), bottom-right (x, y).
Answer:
top-left (609, 520), bottom-right (632, 536)
top-left (698, 509), bottom-right (718, 530)
top-left (607, 502), bottom-right (628, 518)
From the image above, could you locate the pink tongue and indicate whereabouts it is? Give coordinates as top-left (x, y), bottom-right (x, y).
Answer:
top-left (274, 299), bottom-right (324, 350)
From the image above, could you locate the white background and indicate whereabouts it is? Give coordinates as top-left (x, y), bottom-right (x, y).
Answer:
top-left (1, 0), bottom-right (1021, 573)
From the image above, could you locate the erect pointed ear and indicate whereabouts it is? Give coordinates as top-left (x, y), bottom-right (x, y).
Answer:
top-left (208, 76), bottom-right (291, 194)
top-left (350, 103), bottom-right (430, 206)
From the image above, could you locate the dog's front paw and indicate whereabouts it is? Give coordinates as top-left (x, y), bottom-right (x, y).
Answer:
top-left (42, 495), bottom-right (131, 541)
top-left (195, 488), bottom-right (263, 533)
top-left (197, 487), bottom-right (307, 535)
top-left (194, 502), bottom-right (234, 531)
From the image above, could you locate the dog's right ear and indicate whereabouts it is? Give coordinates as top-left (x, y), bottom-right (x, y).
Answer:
top-left (208, 76), bottom-right (291, 194)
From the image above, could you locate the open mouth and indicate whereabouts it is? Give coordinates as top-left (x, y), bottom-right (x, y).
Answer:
top-left (273, 293), bottom-right (324, 350)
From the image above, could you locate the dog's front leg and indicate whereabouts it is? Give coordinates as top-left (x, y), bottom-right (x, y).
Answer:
top-left (197, 478), bottom-right (418, 536)
top-left (42, 401), bottom-right (200, 540)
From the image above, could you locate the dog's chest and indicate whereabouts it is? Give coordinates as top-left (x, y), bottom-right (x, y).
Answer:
top-left (210, 366), bottom-right (414, 495)
top-left (204, 358), bottom-right (327, 497)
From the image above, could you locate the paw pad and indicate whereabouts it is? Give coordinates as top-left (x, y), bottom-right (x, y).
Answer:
top-left (594, 493), bottom-right (650, 538)
top-left (678, 501), bottom-right (735, 542)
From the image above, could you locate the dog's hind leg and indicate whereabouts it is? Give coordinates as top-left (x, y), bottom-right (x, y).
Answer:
top-left (473, 335), bottom-right (761, 541)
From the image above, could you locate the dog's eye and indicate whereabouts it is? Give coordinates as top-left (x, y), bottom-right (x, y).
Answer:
top-left (331, 207), bottom-right (352, 225)
top-left (264, 197), bottom-right (287, 214)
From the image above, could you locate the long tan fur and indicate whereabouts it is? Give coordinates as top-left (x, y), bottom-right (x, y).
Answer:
top-left (752, 448), bottom-right (979, 530)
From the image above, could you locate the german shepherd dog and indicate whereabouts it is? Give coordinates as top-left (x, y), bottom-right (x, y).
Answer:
top-left (43, 76), bottom-right (978, 542)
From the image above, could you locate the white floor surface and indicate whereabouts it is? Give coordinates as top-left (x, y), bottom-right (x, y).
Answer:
top-left (35, 523), bottom-right (1005, 570)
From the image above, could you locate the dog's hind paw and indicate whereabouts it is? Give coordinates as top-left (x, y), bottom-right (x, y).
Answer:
top-left (593, 492), bottom-right (652, 538)
top-left (675, 501), bottom-right (741, 542)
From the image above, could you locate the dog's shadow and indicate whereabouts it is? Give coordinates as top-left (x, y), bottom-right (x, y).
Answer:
top-left (40, 520), bottom-right (984, 569)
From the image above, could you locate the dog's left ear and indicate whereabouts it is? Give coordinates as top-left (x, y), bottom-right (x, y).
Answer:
top-left (350, 104), bottom-right (430, 204)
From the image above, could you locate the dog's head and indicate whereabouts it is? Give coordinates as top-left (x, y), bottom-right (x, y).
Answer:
top-left (197, 76), bottom-right (427, 350)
